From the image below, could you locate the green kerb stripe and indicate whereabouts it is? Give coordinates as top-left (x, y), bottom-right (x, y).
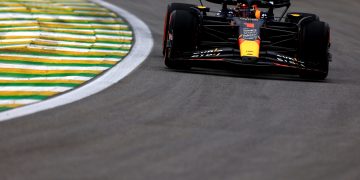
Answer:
top-left (0, 60), bottom-right (115, 67)
top-left (27, 43), bottom-right (131, 51)
top-left (0, 107), bottom-right (12, 111)
top-left (0, 51), bottom-right (124, 58)
top-left (0, 12), bottom-right (118, 18)
top-left (0, 83), bottom-right (80, 87)
top-left (0, 29), bottom-right (132, 37)
top-left (0, 95), bottom-right (49, 100)
top-left (38, 19), bottom-right (126, 25)
top-left (0, 25), bottom-right (130, 31)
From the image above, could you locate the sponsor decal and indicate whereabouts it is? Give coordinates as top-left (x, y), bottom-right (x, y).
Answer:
top-left (276, 55), bottom-right (304, 67)
top-left (191, 48), bottom-right (222, 58)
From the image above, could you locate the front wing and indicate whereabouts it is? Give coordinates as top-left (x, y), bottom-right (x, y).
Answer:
top-left (176, 48), bottom-right (325, 74)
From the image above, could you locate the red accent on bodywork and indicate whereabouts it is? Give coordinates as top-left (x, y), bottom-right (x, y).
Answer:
top-left (238, 38), bottom-right (245, 45)
top-left (274, 63), bottom-right (289, 67)
top-left (245, 23), bottom-right (255, 28)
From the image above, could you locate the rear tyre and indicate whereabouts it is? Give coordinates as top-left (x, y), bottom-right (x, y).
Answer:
top-left (286, 12), bottom-right (319, 24)
top-left (164, 10), bottom-right (198, 69)
top-left (163, 3), bottom-right (196, 55)
top-left (299, 21), bottom-right (330, 80)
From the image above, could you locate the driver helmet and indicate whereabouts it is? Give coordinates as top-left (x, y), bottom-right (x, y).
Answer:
top-left (235, 3), bottom-right (262, 19)
top-left (235, 3), bottom-right (250, 18)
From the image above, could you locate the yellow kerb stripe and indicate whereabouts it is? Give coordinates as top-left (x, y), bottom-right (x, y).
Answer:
top-left (0, 39), bottom-right (34, 45)
top-left (39, 28), bottom-right (95, 35)
top-left (0, 91), bottom-right (58, 96)
top-left (38, 22), bottom-right (128, 30)
top-left (0, 104), bottom-right (23, 108)
top-left (0, 68), bottom-right (101, 75)
top-left (7, 47), bottom-right (127, 56)
top-left (0, 22), bottom-right (39, 27)
top-left (0, 55), bottom-right (117, 65)
top-left (0, 79), bottom-right (85, 84)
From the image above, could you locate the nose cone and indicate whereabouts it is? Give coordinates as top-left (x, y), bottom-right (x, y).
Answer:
top-left (238, 38), bottom-right (261, 58)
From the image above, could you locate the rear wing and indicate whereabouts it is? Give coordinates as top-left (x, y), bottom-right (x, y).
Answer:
top-left (205, 0), bottom-right (291, 8)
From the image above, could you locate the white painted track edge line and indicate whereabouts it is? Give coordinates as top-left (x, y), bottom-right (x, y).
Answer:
top-left (0, 0), bottom-right (154, 122)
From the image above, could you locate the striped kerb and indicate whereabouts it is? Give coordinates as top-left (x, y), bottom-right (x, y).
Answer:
top-left (0, 0), bottom-right (132, 111)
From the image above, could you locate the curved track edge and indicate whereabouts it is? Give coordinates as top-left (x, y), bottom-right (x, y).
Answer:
top-left (0, 0), bottom-right (154, 122)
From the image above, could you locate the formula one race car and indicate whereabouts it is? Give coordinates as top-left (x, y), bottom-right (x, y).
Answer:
top-left (163, 0), bottom-right (331, 80)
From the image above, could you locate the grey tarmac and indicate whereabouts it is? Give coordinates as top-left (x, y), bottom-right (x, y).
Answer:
top-left (1, 0), bottom-right (360, 180)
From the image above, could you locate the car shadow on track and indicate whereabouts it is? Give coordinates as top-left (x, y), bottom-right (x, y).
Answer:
top-left (162, 66), bottom-right (329, 83)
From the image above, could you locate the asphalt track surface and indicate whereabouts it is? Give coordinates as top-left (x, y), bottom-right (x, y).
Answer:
top-left (1, 0), bottom-right (360, 179)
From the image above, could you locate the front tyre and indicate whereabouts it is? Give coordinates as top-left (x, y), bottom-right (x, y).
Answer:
top-left (162, 3), bottom-right (196, 56)
top-left (299, 21), bottom-right (330, 80)
top-left (164, 10), bottom-right (198, 69)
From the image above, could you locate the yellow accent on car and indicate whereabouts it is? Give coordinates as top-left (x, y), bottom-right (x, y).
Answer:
top-left (255, 9), bottom-right (261, 19)
top-left (240, 40), bottom-right (260, 58)
top-left (291, 13), bottom-right (301, 17)
top-left (197, 6), bottom-right (207, 9)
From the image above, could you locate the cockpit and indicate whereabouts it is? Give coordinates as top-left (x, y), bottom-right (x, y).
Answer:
top-left (212, 0), bottom-right (285, 20)
top-left (233, 3), bottom-right (262, 19)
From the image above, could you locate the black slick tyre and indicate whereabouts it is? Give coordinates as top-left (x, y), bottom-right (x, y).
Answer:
top-left (164, 10), bottom-right (198, 69)
top-left (162, 3), bottom-right (196, 55)
top-left (299, 21), bottom-right (330, 80)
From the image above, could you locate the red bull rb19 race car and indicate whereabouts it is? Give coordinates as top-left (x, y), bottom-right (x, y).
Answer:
top-left (163, 0), bottom-right (331, 80)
